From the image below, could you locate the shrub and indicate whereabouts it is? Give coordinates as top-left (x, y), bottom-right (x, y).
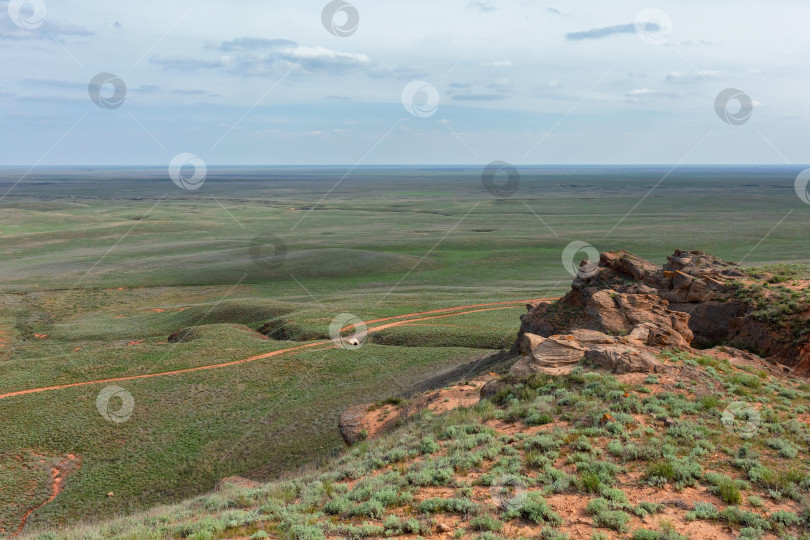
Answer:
top-left (748, 495), bottom-right (765, 508)
top-left (371, 486), bottom-right (411, 507)
top-left (474, 534), bottom-right (508, 540)
top-left (405, 465), bottom-right (455, 486)
top-left (580, 471), bottom-right (601, 493)
top-left (585, 498), bottom-right (609, 516)
top-left (420, 436), bottom-right (440, 454)
top-left (645, 459), bottom-right (701, 487)
top-left (687, 502), bottom-right (719, 520)
top-left (525, 450), bottom-right (552, 470)
top-left (348, 500), bottom-right (385, 519)
top-left (382, 516), bottom-right (426, 535)
top-left (599, 487), bottom-right (627, 503)
top-left (524, 434), bottom-right (565, 452)
top-left (606, 440), bottom-right (623, 457)
top-left (718, 507), bottom-right (772, 530)
top-left (503, 491), bottom-right (562, 525)
top-left (738, 528), bottom-right (763, 540)
top-left (525, 410), bottom-right (554, 426)
top-left (288, 525), bottom-right (325, 540)
top-left (419, 497), bottom-right (479, 516)
top-left (540, 527), bottom-right (571, 540)
top-left (572, 436), bottom-right (594, 453)
top-left (576, 460), bottom-right (621, 488)
top-left (704, 473), bottom-right (742, 505)
top-left (593, 510), bottom-right (632, 532)
top-left (631, 529), bottom-right (688, 540)
top-left (766, 437), bottom-right (799, 459)
top-left (469, 515), bottom-right (503, 532)
top-left (633, 501), bottom-right (664, 518)
top-left (324, 496), bottom-right (352, 515)
top-left (645, 461), bottom-right (673, 486)
top-left (771, 510), bottom-right (800, 526)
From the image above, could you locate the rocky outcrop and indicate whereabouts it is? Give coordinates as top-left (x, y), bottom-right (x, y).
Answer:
top-left (338, 404), bottom-right (380, 445)
top-left (339, 376), bottom-right (493, 445)
top-left (514, 248), bottom-right (810, 375)
top-left (509, 323), bottom-right (670, 377)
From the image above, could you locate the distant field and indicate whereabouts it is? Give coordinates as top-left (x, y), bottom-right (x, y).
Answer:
top-left (1, 165), bottom-right (809, 534)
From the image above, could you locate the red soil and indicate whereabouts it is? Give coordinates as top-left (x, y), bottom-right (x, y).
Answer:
top-left (12, 454), bottom-right (79, 537)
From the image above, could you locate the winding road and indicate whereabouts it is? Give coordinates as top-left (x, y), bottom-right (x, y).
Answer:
top-left (4, 296), bottom-right (560, 536)
top-left (0, 297), bottom-right (558, 402)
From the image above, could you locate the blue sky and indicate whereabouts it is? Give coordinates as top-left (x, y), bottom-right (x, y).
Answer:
top-left (1, 0), bottom-right (809, 165)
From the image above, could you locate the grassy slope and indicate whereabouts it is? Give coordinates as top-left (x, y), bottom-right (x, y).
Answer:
top-left (32, 349), bottom-right (810, 540)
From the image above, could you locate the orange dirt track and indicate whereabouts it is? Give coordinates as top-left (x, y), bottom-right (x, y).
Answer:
top-left (0, 297), bottom-right (559, 401)
top-left (12, 455), bottom-right (78, 537)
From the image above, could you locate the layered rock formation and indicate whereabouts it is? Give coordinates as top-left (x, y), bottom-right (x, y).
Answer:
top-left (514, 248), bottom-right (809, 375)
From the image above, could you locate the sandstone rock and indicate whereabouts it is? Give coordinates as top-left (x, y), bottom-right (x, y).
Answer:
top-left (569, 329), bottom-right (618, 345)
top-left (636, 284), bottom-right (658, 295)
top-left (511, 247), bottom-right (807, 376)
top-left (659, 289), bottom-right (689, 303)
top-left (686, 278), bottom-right (718, 302)
top-left (480, 378), bottom-right (510, 400)
top-left (666, 255), bottom-right (693, 270)
top-left (519, 332), bottom-right (547, 356)
top-left (510, 302), bottom-right (555, 354)
top-left (667, 301), bottom-right (747, 346)
top-left (671, 271), bottom-right (694, 291)
top-left (585, 345), bottom-right (666, 374)
top-left (580, 291), bottom-right (693, 348)
top-left (601, 250), bottom-right (659, 280)
top-left (626, 322), bottom-right (690, 349)
top-left (584, 290), bottom-right (629, 334)
top-left (338, 404), bottom-right (374, 445)
top-left (510, 334), bottom-right (587, 376)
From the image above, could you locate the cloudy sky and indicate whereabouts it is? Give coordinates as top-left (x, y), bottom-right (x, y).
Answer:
top-left (1, 0), bottom-right (809, 165)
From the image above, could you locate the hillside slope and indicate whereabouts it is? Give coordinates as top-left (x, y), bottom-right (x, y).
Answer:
top-left (22, 250), bottom-right (810, 540)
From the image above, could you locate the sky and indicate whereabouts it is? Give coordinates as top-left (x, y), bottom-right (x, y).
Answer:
top-left (1, 0), bottom-right (809, 166)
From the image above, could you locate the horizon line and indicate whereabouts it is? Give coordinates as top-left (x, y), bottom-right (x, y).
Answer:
top-left (0, 163), bottom-right (805, 169)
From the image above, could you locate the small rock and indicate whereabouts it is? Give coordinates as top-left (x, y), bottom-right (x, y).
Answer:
top-left (106, 492), bottom-right (114, 498)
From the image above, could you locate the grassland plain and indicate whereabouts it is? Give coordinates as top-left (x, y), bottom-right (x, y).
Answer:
top-left (1, 165), bottom-right (809, 534)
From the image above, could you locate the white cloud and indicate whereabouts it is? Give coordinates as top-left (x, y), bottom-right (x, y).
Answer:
top-left (280, 46), bottom-right (370, 68)
top-left (665, 70), bottom-right (725, 83)
top-left (482, 60), bottom-right (512, 68)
